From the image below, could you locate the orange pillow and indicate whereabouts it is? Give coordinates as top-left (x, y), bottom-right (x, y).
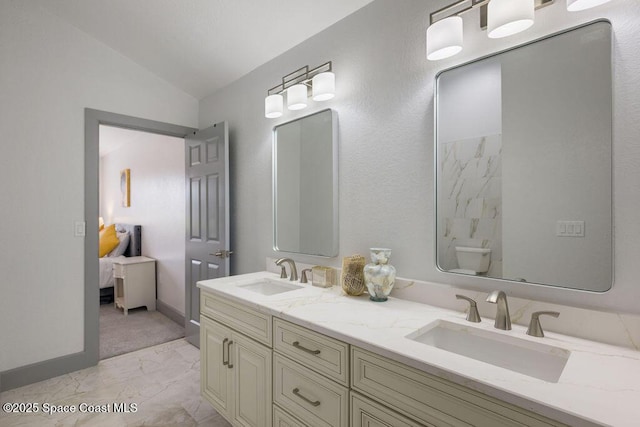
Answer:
top-left (99, 224), bottom-right (119, 257)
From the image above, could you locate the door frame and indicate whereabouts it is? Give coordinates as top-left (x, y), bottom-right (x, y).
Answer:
top-left (84, 110), bottom-right (197, 363)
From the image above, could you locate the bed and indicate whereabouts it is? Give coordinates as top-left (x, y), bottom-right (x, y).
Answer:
top-left (99, 224), bottom-right (141, 304)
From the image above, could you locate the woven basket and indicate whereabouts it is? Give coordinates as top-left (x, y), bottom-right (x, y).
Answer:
top-left (341, 255), bottom-right (366, 296)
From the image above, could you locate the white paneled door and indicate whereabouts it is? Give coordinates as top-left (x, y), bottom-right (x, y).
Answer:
top-left (185, 122), bottom-right (230, 347)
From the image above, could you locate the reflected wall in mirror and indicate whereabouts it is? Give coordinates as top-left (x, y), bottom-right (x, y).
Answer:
top-left (435, 21), bottom-right (612, 292)
top-left (273, 109), bottom-right (338, 257)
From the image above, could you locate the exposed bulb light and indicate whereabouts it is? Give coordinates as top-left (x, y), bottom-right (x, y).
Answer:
top-left (264, 94), bottom-right (283, 118)
top-left (287, 84), bottom-right (308, 110)
top-left (426, 16), bottom-right (463, 61)
top-left (312, 72), bottom-right (335, 101)
top-left (488, 0), bottom-right (535, 39)
top-left (567, 0), bottom-right (612, 11)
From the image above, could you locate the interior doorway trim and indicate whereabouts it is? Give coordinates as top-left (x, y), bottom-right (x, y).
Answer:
top-left (85, 108), bottom-right (197, 362)
top-left (0, 109), bottom-right (197, 392)
top-left (85, 109), bottom-right (197, 361)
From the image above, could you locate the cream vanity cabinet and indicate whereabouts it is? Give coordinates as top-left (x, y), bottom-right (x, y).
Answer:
top-left (201, 290), bottom-right (568, 427)
top-left (200, 292), bottom-right (273, 427)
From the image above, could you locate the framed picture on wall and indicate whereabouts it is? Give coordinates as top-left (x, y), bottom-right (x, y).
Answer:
top-left (120, 168), bottom-right (130, 207)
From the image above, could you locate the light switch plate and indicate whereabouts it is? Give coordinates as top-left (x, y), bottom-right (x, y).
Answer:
top-left (556, 220), bottom-right (585, 237)
top-left (75, 221), bottom-right (86, 237)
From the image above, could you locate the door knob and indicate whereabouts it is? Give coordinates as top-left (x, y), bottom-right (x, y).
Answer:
top-left (211, 250), bottom-right (234, 259)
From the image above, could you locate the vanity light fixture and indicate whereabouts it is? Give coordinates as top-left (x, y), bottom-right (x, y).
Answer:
top-left (264, 61), bottom-right (334, 118)
top-left (312, 71), bottom-right (335, 101)
top-left (426, 0), bottom-right (554, 61)
top-left (566, 0), bottom-right (612, 11)
top-left (488, 0), bottom-right (534, 39)
top-left (426, 16), bottom-right (463, 60)
top-left (265, 94), bottom-right (284, 118)
top-left (287, 84), bottom-right (308, 110)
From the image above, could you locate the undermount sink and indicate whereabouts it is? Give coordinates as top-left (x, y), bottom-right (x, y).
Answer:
top-left (237, 280), bottom-right (303, 296)
top-left (406, 320), bottom-right (570, 383)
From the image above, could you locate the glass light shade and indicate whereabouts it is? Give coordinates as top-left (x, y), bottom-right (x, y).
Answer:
top-left (567, 0), bottom-right (612, 11)
top-left (488, 0), bottom-right (534, 39)
top-left (312, 72), bottom-right (335, 101)
top-left (265, 94), bottom-right (283, 118)
top-left (426, 16), bottom-right (463, 61)
top-left (287, 84), bottom-right (308, 110)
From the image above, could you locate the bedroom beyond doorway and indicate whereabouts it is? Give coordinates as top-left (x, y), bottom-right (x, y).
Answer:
top-left (98, 125), bottom-right (187, 359)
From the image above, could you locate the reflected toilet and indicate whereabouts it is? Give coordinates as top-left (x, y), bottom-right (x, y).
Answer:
top-left (451, 247), bottom-right (491, 275)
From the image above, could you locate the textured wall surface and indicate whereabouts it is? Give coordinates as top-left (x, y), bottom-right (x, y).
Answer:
top-left (100, 129), bottom-right (186, 315)
top-left (0, 2), bottom-right (197, 371)
top-left (199, 0), bottom-right (640, 315)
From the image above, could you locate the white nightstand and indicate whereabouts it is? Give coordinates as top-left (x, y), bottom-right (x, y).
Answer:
top-left (112, 256), bottom-right (156, 315)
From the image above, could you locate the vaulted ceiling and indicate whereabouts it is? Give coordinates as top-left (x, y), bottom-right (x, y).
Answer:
top-left (37, 0), bottom-right (374, 99)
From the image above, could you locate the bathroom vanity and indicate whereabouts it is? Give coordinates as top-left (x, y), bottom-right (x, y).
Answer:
top-left (198, 271), bottom-right (640, 427)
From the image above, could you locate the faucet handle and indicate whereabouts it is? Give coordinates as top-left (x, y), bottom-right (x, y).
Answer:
top-left (279, 265), bottom-right (287, 279)
top-left (526, 311), bottom-right (560, 338)
top-left (455, 295), bottom-right (481, 323)
top-left (300, 268), bottom-right (312, 283)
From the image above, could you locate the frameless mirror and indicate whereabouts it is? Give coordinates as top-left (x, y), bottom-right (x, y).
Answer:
top-left (435, 21), bottom-right (612, 292)
top-left (273, 109), bottom-right (338, 257)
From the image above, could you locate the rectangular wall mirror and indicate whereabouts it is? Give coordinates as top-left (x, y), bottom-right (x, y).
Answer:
top-left (273, 109), bottom-right (338, 257)
top-left (435, 21), bottom-right (612, 292)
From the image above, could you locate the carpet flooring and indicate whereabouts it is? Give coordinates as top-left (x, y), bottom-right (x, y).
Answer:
top-left (100, 304), bottom-right (185, 360)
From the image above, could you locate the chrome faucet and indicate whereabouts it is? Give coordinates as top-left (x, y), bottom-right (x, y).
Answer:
top-left (486, 290), bottom-right (511, 330)
top-left (275, 258), bottom-right (298, 281)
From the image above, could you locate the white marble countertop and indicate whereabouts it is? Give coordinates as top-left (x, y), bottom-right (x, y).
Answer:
top-left (198, 271), bottom-right (640, 427)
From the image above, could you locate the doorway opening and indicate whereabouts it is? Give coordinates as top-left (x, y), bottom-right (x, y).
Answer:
top-left (98, 125), bottom-right (186, 359)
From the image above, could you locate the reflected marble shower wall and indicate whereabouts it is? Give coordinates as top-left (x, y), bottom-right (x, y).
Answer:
top-left (438, 134), bottom-right (502, 276)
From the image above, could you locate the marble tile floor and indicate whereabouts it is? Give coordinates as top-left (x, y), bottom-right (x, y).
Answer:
top-left (0, 339), bottom-right (231, 427)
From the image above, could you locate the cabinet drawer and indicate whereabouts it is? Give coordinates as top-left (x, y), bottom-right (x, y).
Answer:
top-left (352, 347), bottom-right (566, 427)
top-left (113, 263), bottom-right (124, 278)
top-left (351, 392), bottom-right (426, 427)
top-left (201, 291), bottom-right (272, 347)
top-left (274, 318), bottom-right (349, 386)
top-left (274, 354), bottom-right (348, 427)
top-left (274, 405), bottom-right (307, 427)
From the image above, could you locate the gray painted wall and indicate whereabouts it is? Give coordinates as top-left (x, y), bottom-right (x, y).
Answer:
top-left (0, 2), bottom-right (198, 374)
top-left (199, 0), bottom-right (640, 314)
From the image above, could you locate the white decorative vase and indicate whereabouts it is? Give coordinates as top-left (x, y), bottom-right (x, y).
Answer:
top-left (363, 248), bottom-right (396, 302)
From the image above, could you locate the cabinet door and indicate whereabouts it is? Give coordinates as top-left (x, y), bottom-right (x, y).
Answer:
top-left (201, 316), bottom-right (233, 419)
top-left (351, 392), bottom-right (426, 427)
top-left (231, 332), bottom-right (272, 427)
